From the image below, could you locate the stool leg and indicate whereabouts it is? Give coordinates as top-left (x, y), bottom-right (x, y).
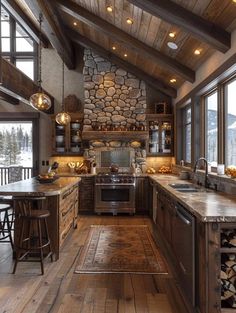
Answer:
top-left (13, 219), bottom-right (25, 274)
top-left (44, 218), bottom-right (53, 262)
top-left (37, 219), bottom-right (44, 275)
top-left (5, 212), bottom-right (13, 249)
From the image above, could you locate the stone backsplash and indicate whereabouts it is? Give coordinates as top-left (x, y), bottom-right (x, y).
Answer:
top-left (83, 49), bottom-right (146, 130)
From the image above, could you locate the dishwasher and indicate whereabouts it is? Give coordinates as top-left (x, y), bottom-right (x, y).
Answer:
top-left (172, 202), bottom-right (196, 306)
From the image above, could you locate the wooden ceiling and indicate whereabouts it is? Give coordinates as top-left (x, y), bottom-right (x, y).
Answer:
top-left (6, 0), bottom-right (236, 98)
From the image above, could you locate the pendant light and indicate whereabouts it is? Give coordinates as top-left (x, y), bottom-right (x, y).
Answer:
top-left (55, 53), bottom-right (71, 125)
top-left (29, 13), bottom-right (51, 111)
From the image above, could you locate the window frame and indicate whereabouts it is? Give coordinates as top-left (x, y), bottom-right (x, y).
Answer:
top-left (223, 75), bottom-right (236, 167)
top-left (0, 4), bottom-right (38, 81)
top-left (203, 88), bottom-right (219, 167)
top-left (0, 112), bottom-right (40, 176)
top-left (182, 104), bottom-right (192, 165)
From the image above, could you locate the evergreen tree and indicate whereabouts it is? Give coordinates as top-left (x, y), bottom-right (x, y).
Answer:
top-left (3, 130), bottom-right (12, 165)
top-left (17, 126), bottom-right (24, 151)
top-left (10, 127), bottom-right (20, 164)
top-left (25, 132), bottom-right (29, 151)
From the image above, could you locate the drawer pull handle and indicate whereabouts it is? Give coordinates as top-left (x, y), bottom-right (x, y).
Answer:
top-left (62, 204), bottom-right (74, 217)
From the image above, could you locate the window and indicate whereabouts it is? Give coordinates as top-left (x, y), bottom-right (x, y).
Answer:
top-left (0, 4), bottom-right (37, 80)
top-left (0, 113), bottom-right (39, 185)
top-left (205, 91), bottom-right (218, 166)
top-left (225, 78), bottom-right (236, 166)
top-left (182, 106), bottom-right (191, 164)
top-left (0, 122), bottom-right (33, 167)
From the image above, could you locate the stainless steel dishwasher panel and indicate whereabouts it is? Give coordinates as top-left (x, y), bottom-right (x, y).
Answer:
top-left (172, 203), bottom-right (195, 306)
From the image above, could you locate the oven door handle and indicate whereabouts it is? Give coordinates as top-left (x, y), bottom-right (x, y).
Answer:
top-left (95, 183), bottom-right (135, 186)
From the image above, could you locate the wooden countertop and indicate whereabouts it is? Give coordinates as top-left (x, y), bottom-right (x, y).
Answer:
top-left (0, 177), bottom-right (81, 196)
top-left (150, 174), bottom-right (236, 223)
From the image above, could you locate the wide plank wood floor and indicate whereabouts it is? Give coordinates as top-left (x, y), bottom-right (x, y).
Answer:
top-left (0, 215), bottom-right (189, 313)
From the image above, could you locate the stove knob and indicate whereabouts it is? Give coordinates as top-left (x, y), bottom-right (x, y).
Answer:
top-left (123, 178), bottom-right (127, 183)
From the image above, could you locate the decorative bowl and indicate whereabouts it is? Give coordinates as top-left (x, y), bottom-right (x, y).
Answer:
top-left (36, 175), bottom-right (59, 184)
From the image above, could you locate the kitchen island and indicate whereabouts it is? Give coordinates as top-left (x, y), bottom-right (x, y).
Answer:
top-left (0, 177), bottom-right (81, 260)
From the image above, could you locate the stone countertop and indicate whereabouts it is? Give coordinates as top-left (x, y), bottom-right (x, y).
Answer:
top-left (58, 173), bottom-right (96, 177)
top-left (149, 174), bottom-right (236, 223)
top-left (0, 177), bottom-right (81, 197)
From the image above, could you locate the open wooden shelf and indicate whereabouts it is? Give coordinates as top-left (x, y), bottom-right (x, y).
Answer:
top-left (221, 308), bottom-right (236, 312)
top-left (82, 130), bottom-right (149, 141)
top-left (220, 248), bottom-right (236, 253)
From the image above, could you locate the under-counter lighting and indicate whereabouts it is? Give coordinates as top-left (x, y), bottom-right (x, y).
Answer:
top-left (169, 32), bottom-right (175, 38)
top-left (124, 53), bottom-right (128, 57)
top-left (106, 6), bottom-right (113, 12)
top-left (233, 0), bottom-right (236, 3)
top-left (170, 78), bottom-right (177, 83)
top-left (126, 18), bottom-right (133, 25)
top-left (194, 49), bottom-right (201, 55)
top-left (112, 46), bottom-right (116, 50)
top-left (73, 22), bottom-right (77, 26)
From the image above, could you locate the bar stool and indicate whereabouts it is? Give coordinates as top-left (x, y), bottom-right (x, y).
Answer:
top-left (0, 203), bottom-right (14, 248)
top-left (13, 196), bottom-right (53, 275)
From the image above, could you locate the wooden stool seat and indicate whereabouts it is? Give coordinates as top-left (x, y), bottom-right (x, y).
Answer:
top-left (13, 196), bottom-right (53, 275)
top-left (0, 204), bottom-right (14, 248)
top-left (23, 209), bottom-right (50, 219)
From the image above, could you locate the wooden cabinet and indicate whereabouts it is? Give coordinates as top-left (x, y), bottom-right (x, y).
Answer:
top-left (79, 176), bottom-right (95, 213)
top-left (155, 185), bottom-right (174, 245)
top-left (59, 184), bottom-right (79, 247)
top-left (135, 176), bottom-right (149, 214)
top-left (52, 113), bottom-right (84, 155)
top-left (146, 114), bottom-right (173, 156)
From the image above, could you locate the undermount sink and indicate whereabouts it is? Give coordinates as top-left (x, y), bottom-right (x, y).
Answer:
top-left (168, 183), bottom-right (202, 193)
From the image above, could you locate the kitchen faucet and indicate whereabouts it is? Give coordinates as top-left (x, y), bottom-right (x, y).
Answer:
top-left (193, 157), bottom-right (210, 188)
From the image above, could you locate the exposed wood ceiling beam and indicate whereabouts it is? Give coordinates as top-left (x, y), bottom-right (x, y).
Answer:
top-left (2, 0), bottom-right (49, 48)
top-left (57, 0), bottom-right (195, 83)
top-left (127, 0), bottom-right (231, 53)
top-left (68, 28), bottom-right (177, 98)
top-left (0, 57), bottom-right (54, 113)
top-left (23, 0), bottom-right (75, 69)
top-left (0, 91), bottom-right (20, 105)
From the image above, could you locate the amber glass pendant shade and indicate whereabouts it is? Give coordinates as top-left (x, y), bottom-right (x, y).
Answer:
top-left (55, 111), bottom-right (71, 125)
top-left (30, 91), bottom-right (51, 111)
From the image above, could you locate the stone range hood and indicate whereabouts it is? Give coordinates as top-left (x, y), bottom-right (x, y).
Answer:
top-left (83, 49), bottom-right (147, 134)
top-left (82, 49), bottom-right (147, 170)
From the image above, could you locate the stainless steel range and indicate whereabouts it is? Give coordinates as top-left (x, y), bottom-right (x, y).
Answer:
top-left (95, 173), bottom-right (135, 215)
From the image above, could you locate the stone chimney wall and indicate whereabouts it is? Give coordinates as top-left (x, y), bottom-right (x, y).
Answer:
top-left (83, 49), bottom-right (146, 130)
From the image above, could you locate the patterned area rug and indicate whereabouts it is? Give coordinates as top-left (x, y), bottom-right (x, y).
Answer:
top-left (75, 225), bottom-right (168, 274)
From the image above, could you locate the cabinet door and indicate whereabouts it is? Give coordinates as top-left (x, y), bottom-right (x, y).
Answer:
top-left (135, 177), bottom-right (149, 213)
top-left (52, 114), bottom-right (83, 155)
top-left (79, 177), bottom-right (94, 213)
top-left (146, 115), bottom-right (173, 156)
top-left (53, 122), bottom-right (67, 154)
top-left (68, 120), bottom-right (82, 154)
top-left (160, 121), bottom-right (172, 154)
top-left (156, 196), bottom-right (165, 230)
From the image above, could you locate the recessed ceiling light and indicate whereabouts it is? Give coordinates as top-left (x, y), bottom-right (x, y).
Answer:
top-left (73, 22), bottom-right (77, 26)
top-left (169, 32), bottom-right (175, 38)
top-left (194, 49), bottom-right (201, 55)
top-left (112, 46), bottom-right (116, 50)
top-left (126, 18), bottom-right (133, 25)
top-left (124, 53), bottom-right (128, 57)
top-left (167, 42), bottom-right (178, 50)
top-left (233, 0), bottom-right (236, 3)
top-left (170, 78), bottom-right (177, 83)
top-left (106, 6), bottom-right (113, 12)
